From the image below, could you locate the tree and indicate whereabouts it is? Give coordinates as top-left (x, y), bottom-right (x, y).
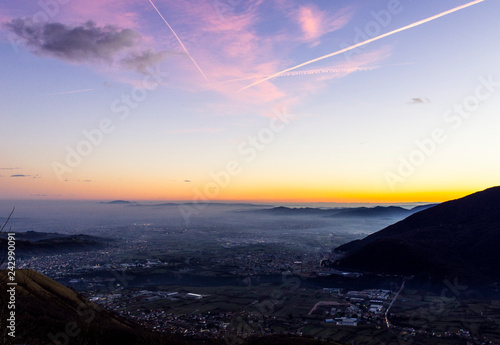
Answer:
top-left (0, 207), bottom-right (15, 268)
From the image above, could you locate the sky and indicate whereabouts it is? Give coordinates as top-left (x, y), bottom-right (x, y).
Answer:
top-left (0, 0), bottom-right (499, 203)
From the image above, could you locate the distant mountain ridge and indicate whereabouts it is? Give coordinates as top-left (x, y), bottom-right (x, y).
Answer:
top-left (102, 200), bottom-right (261, 207)
top-left (335, 186), bottom-right (500, 281)
top-left (247, 204), bottom-right (437, 218)
top-left (101, 200), bottom-right (136, 204)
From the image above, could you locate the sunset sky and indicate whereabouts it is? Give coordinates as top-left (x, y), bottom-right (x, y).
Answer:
top-left (0, 0), bottom-right (499, 203)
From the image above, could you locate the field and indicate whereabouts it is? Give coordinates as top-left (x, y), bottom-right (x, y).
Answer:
top-left (390, 289), bottom-right (500, 343)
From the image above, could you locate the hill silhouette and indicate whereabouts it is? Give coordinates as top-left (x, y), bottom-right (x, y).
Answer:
top-left (101, 200), bottom-right (135, 204)
top-left (335, 186), bottom-right (500, 281)
top-left (0, 270), bottom-right (220, 345)
top-left (0, 269), bottom-right (139, 344)
top-left (249, 204), bottom-right (436, 217)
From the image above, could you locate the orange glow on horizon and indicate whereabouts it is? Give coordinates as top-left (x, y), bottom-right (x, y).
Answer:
top-left (13, 185), bottom-right (483, 204)
top-left (3, 170), bottom-right (494, 204)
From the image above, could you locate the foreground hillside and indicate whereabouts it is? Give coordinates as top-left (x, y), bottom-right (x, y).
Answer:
top-left (0, 269), bottom-right (219, 345)
top-left (335, 186), bottom-right (500, 281)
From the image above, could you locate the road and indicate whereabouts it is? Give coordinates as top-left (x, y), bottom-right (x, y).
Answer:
top-left (385, 279), bottom-right (405, 328)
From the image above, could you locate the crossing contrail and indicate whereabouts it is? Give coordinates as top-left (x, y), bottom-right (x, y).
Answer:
top-left (209, 66), bottom-right (380, 86)
top-left (148, 0), bottom-right (209, 81)
top-left (210, 63), bottom-right (413, 87)
top-left (50, 88), bottom-right (94, 95)
top-left (208, 75), bottom-right (269, 87)
top-left (238, 0), bottom-right (486, 92)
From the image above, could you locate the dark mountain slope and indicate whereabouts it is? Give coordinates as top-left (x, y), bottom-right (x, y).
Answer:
top-left (0, 269), bottom-right (138, 344)
top-left (335, 186), bottom-right (500, 280)
top-left (0, 269), bottom-right (218, 345)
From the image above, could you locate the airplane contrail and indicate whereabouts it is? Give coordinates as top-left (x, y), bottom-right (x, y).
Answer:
top-left (210, 66), bottom-right (379, 86)
top-left (208, 75), bottom-right (268, 87)
top-left (278, 63), bottom-right (413, 77)
top-left (210, 63), bottom-right (413, 87)
top-left (278, 65), bottom-right (379, 77)
top-left (238, 0), bottom-right (487, 92)
top-left (50, 88), bottom-right (94, 96)
top-left (148, 0), bottom-right (209, 82)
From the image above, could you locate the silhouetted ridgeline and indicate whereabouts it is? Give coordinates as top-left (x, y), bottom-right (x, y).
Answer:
top-left (247, 204), bottom-right (436, 217)
top-left (335, 186), bottom-right (500, 282)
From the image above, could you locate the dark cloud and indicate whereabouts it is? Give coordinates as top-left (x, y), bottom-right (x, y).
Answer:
top-left (121, 49), bottom-right (176, 74)
top-left (4, 19), bottom-right (138, 63)
top-left (3, 19), bottom-right (169, 73)
top-left (11, 174), bottom-right (30, 177)
top-left (184, 180), bottom-right (191, 183)
top-left (83, 179), bottom-right (92, 183)
top-left (0, 167), bottom-right (20, 170)
top-left (408, 97), bottom-right (431, 105)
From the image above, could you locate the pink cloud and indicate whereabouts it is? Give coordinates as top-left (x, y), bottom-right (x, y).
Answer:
top-left (141, 1), bottom-right (290, 105)
top-left (0, 1), bottom-right (142, 31)
top-left (1, 0), bottom-right (394, 120)
top-left (60, 0), bottom-right (141, 29)
top-left (294, 5), bottom-right (353, 45)
top-left (137, 1), bottom-right (388, 114)
top-left (297, 6), bottom-right (321, 41)
top-left (158, 0), bottom-right (268, 66)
